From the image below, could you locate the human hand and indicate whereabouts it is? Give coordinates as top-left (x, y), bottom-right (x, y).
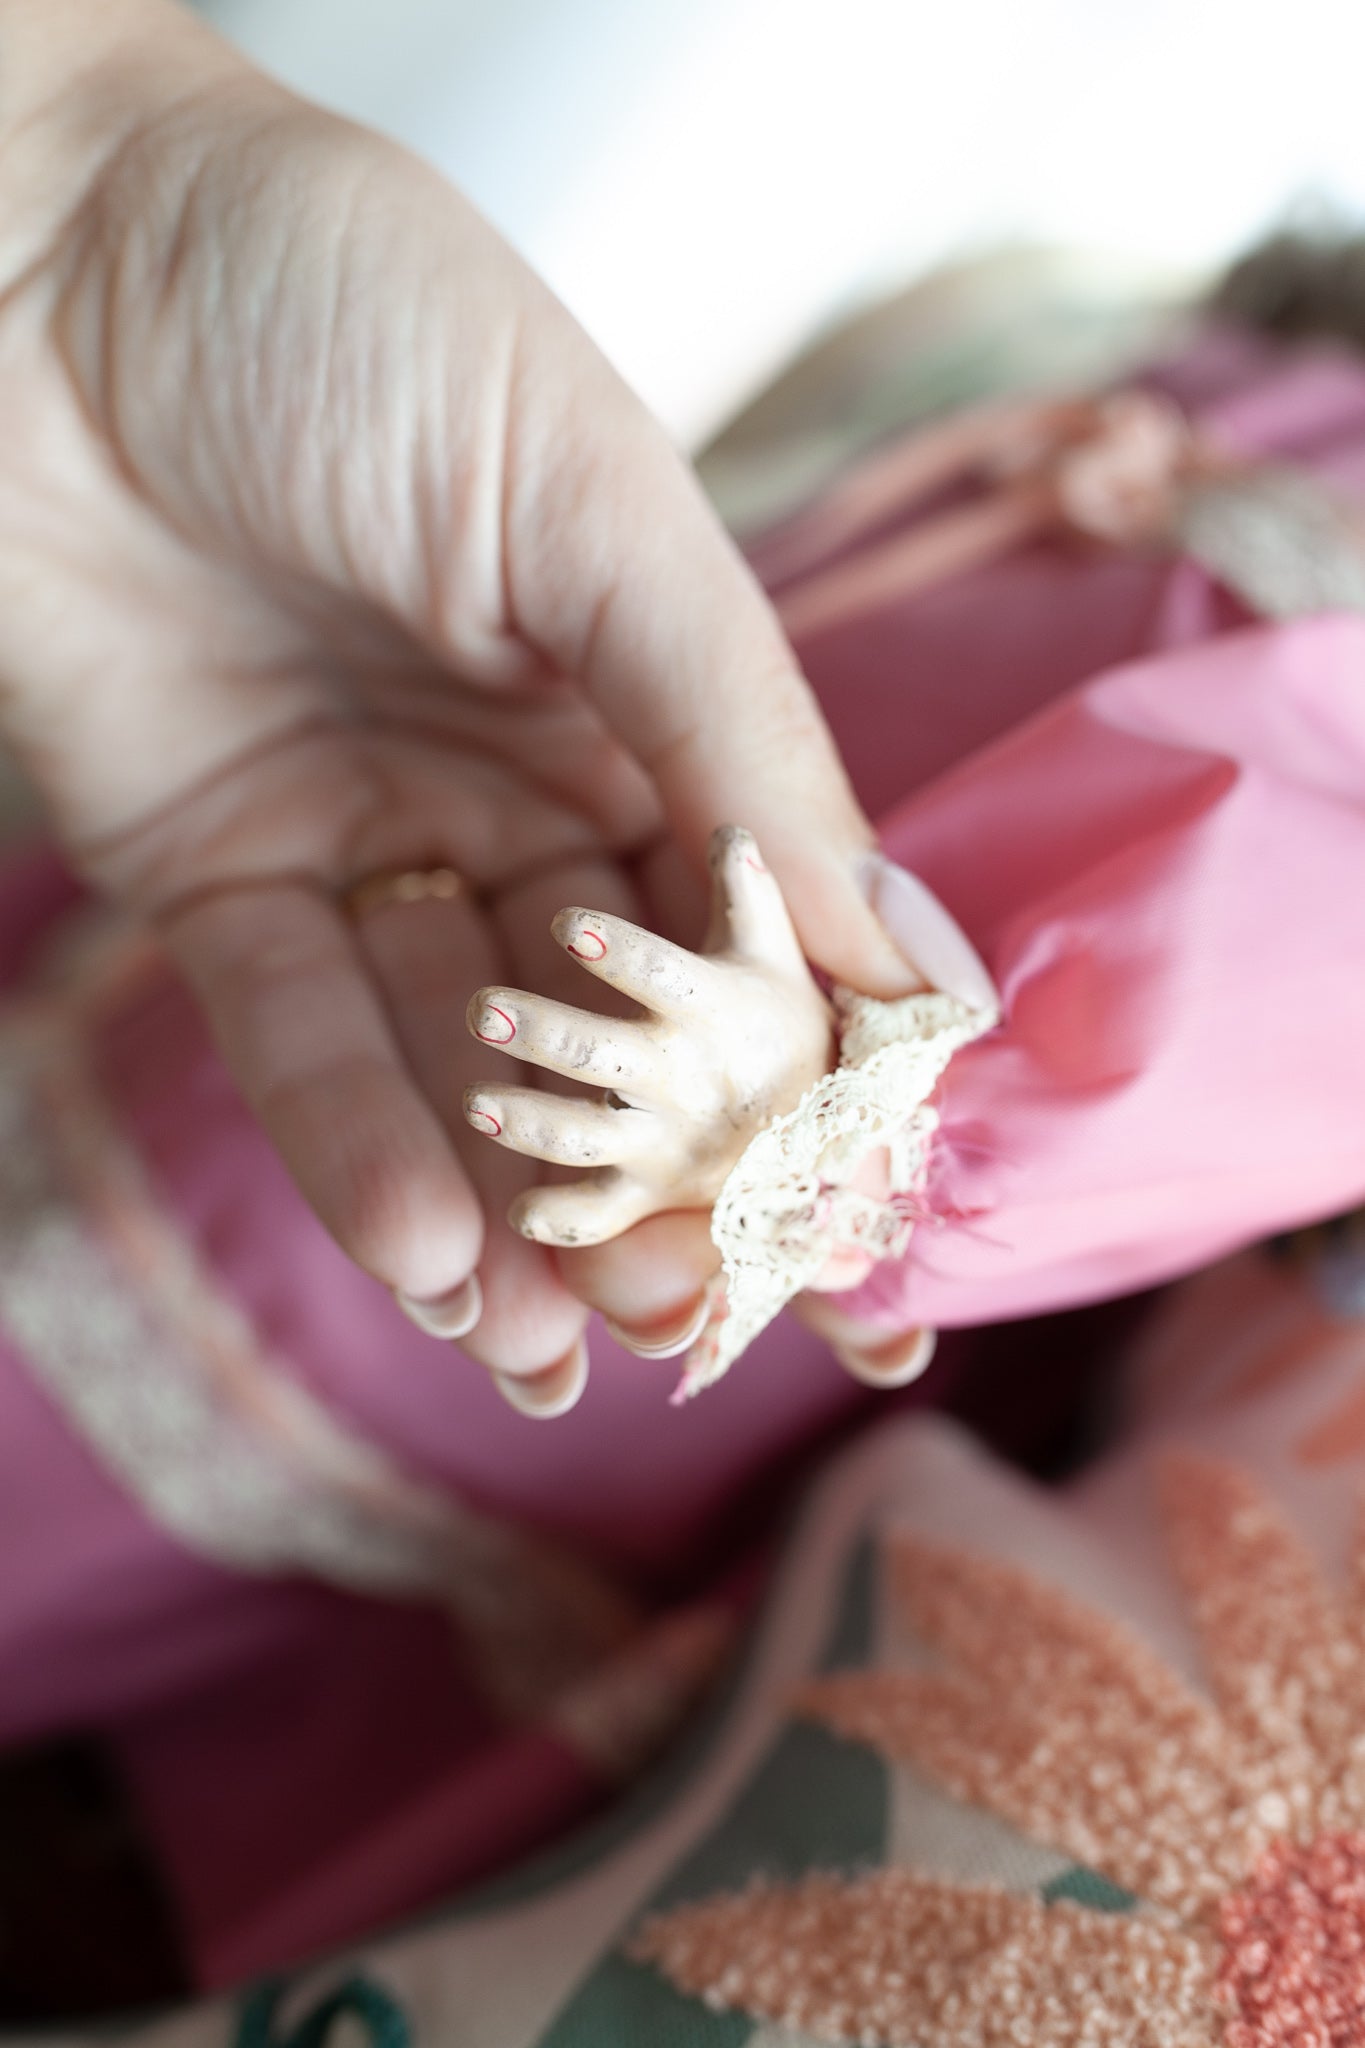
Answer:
top-left (0, 0), bottom-right (922, 1409)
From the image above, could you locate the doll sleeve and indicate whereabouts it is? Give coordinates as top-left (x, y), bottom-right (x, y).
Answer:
top-left (834, 611), bottom-right (1365, 1334)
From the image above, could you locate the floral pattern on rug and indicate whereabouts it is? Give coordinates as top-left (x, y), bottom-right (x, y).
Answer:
top-left (631, 1454), bottom-right (1365, 2046)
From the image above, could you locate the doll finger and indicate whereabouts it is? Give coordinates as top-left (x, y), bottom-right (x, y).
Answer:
top-left (510, 1170), bottom-right (658, 1248)
top-left (467, 985), bottom-right (670, 1099)
top-left (550, 906), bottom-right (725, 1019)
top-left (494, 854), bottom-right (717, 1330)
top-left (463, 1083), bottom-right (662, 1169)
top-left (492, 850), bottom-right (649, 1029)
top-left (706, 825), bottom-right (808, 976)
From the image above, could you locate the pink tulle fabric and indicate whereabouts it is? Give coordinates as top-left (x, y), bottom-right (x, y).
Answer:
top-left (4, 326), bottom-right (1365, 1987)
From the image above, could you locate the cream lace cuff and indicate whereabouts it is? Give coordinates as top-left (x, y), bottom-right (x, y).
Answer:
top-left (676, 984), bottom-right (999, 1399)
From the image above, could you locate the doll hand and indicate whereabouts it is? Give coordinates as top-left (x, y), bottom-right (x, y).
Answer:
top-left (464, 828), bottom-right (835, 1248)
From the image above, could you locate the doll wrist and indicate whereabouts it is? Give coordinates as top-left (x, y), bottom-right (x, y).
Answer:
top-left (674, 985), bottom-right (998, 1402)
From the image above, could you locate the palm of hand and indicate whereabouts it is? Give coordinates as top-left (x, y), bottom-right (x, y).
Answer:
top-left (0, 69), bottom-right (674, 1381)
top-left (0, 47), bottom-right (908, 1407)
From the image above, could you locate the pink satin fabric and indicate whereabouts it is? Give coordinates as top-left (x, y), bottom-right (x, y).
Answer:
top-left (3, 326), bottom-right (1365, 1987)
top-left (850, 614), bottom-right (1365, 1325)
top-left (786, 331), bottom-right (1365, 1328)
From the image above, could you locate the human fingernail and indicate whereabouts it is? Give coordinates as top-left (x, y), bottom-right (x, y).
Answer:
top-left (491, 1338), bottom-right (589, 1419)
top-left (396, 1273), bottom-right (483, 1341)
top-left (604, 1292), bottom-right (711, 1360)
top-left (858, 853), bottom-right (999, 1013)
top-left (837, 1324), bottom-right (938, 1388)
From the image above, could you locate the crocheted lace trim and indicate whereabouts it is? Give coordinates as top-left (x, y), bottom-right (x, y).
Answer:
top-left (677, 986), bottom-right (998, 1398)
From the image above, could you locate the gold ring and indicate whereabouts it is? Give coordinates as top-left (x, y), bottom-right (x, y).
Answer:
top-left (343, 865), bottom-right (470, 920)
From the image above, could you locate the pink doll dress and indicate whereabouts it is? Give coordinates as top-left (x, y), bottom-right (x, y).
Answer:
top-left (3, 324), bottom-right (1365, 1993)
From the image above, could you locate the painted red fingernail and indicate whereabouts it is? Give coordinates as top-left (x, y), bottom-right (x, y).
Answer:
top-left (567, 929), bottom-right (607, 961)
top-left (476, 1004), bottom-right (516, 1044)
top-left (467, 1107), bottom-right (502, 1136)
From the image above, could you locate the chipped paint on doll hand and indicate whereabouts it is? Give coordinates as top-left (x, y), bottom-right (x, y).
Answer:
top-left (464, 827), bottom-right (835, 1250)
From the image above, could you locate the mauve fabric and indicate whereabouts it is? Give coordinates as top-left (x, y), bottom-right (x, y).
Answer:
top-left (3, 327), bottom-right (1364, 1985)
